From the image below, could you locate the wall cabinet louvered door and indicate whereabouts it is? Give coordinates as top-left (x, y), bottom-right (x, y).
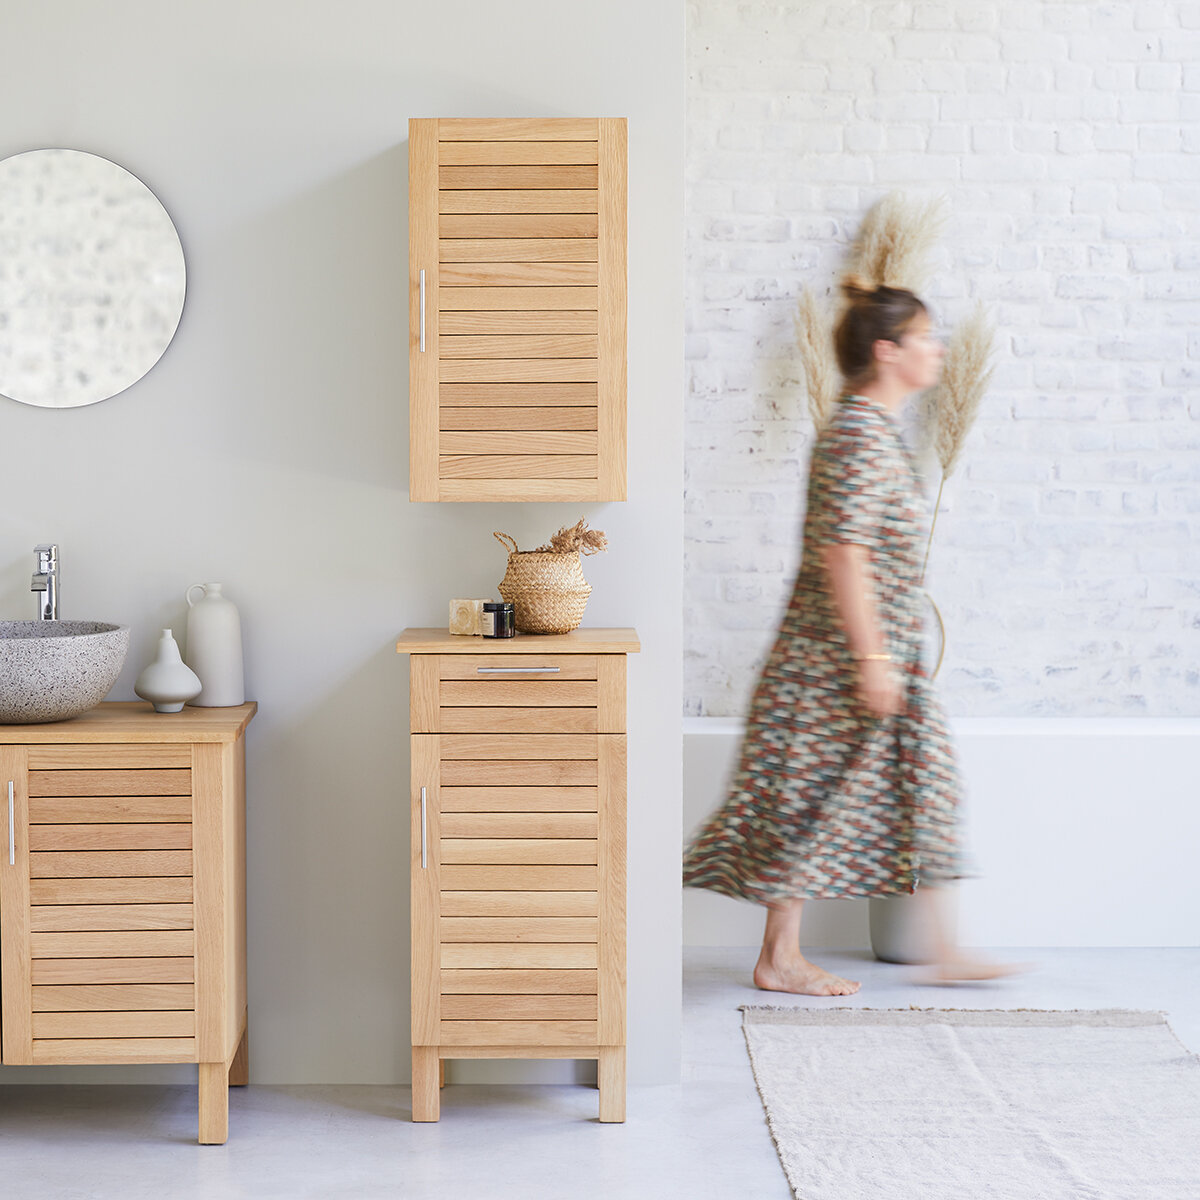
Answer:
top-left (409, 118), bottom-right (627, 502)
top-left (398, 628), bottom-right (639, 1123)
top-left (0, 703), bottom-right (255, 1145)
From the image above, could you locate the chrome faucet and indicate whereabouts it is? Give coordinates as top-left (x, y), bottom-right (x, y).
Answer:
top-left (32, 544), bottom-right (59, 620)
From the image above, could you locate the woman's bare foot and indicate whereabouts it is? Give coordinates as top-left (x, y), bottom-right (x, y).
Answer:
top-left (918, 954), bottom-right (1032, 985)
top-left (753, 952), bottom-right (861, 996)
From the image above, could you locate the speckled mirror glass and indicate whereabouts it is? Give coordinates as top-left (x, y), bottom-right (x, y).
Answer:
top-left (0, 148), bottom-right (186, 408)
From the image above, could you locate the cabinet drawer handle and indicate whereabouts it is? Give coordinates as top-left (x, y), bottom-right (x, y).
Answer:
top-left (419, 270), bottom-right (426, 353)
top-left (420, 786), bottom-right (427, 870)
top-left (7, 780), bottom-right (13, 867)
top-left (475, 666), bottom-right (561, 674)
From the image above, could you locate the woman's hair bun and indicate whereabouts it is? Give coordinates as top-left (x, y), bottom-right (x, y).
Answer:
top-left (840, 273), bottom-right (876, 302)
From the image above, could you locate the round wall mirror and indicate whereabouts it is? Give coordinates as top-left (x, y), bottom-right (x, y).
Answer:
top-left (0, 148), bottom-right (186, 409)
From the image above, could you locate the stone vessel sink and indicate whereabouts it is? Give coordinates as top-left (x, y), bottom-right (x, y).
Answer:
top-left (0, 621), bottom-right (130, 724)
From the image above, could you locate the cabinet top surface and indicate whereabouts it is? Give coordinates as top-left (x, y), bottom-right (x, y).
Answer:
top-left (397, 628), bottom-right (640, 654)
top-left (0, 701), bottom-right (257, 744)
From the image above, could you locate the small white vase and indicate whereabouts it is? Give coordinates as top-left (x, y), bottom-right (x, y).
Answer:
top-left (135, 629), bottom-right (202, 713)
top-left (184, 582), bottom-right (244, 707)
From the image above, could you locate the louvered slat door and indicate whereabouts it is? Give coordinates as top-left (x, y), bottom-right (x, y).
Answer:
top-left (410, 117), bottom-right (627, 501)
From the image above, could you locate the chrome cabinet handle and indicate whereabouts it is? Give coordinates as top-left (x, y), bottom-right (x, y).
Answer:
top-left (475, 666), bottom-right (561, 674)
top-left (420, 786), bottom-right (427, 870)
top-left (419, 270), bottom-right (426, 353)
top-left (7, 781), bottom-right (13, 866)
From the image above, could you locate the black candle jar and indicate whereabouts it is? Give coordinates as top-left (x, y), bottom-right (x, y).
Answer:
top-left (481, 601), bottom-right (515, 638)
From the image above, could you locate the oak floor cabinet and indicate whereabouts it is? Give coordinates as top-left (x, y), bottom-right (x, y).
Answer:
top-left (409, 117), bottom-right (628, 503)
top-left (397, 628), bottom-right (639, 1122)
top-left (0, 701), bottom-right (255, 1145)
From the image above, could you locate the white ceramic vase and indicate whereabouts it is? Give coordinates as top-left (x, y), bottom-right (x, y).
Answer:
top-left (135, 629), bottom-right (202, 713)
top-left (184, 582), bottom-right (245, 707)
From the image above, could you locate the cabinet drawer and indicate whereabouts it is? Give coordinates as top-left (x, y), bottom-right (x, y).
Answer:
top-left (439, 655), bottom-right (599, 681)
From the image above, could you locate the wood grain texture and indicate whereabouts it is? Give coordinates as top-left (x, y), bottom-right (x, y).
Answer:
top-left (439, 454), bottom-right (597, 480)
top-left (439, 786), bottom-right (598, 812)
top-left (30, 850), bottom-right (193, 878)
top-left (31, 1038), bottom-right (196, 1065)
top-left (31, 983), bottom-right (195, 1012)
top-left (28, 824), bottom-right (192, 852)
top-left (29, 876), bottom-right (194, 905)
top-left (439, 262), bottom-right (598, 287)
top-left (28, 769), bottom-right (191, 797)
top-left (439, 190), bottom-right (598, 215)
top-left (440, 917), bottom-right (598, 943)
top-left (437, 708), bottom-right (599, 735)
top-left (27, 745), bottom-right (191, 770)
top-left (30, 904), bottom-right (194, 933)
top-left (439, 214), bottom-right (598, 239)
top-left (440, 943), bottom-right (598, 970)
top-left (439, 165), bottom-right (597, 189)
top-left (440, 995), bottom-right (597, 1020)
top-left (439, 865), bottom-right (597, 891)
top-left (32, 1010), bottom-right (196, 1039)
top-left (438, 479), bottom-right (602, 503)
top-left (409, 655), bottom-right (440, 734)
top-left (28, 795), bottom-right (192, 824)
top-left (597, 657), bottom-right (628, 734)
top-left (597, 117), bottom-right (628, 501)
top-left (439, 759), bottom-right (599, 787)
top-left (439, 969), bottom-right (597, 994)
top-left (439, 311), bottom-right (597, 335)
top-left (409, 117), bottom-right (441, 501)
top-left (598, 1046), bottom-right (626, 1122)
top-left (438, 734), bottom-right (598, 761)
top-left (399, 628), bottom-right (640, 655)
top-left (441, 813), bottom-right (598, 839)
top-left (439, 407), bottom-right (598, 432)
top-left (439, 891), bottom-right (598, 917)
top-left (440, 359), bottom-right (599, 385)
top-left (439, 1019), bottom-right (597, 1046)
top-left (0, 745), bottom-right (33, 1063)
top-left (437, 118), bottom-right (599, 142)
top-left (411, 736), bottom-right (441, 1045)
top-left (0, 703), bottom-right (255, 745)
top-left (32, 958), bottom-right (195, 985)
top-left (438, 655), bottom-right (599, 680)
top-left (191, 741), bottom-right (227, 1062)
top-left (439, 142), bottom-right (599, 167)
top-left (438, 334), bottom-right (597, 359)
top-left (30, 930), bottom-right (194, 958)
top-left (199, 1060), bottom-right (228, 1144)
top-left (439, 430), bottom-right (598, 456)
top-left (440, 838), bottom-right (598, 865)
top-left (439, 238), bottom-right (598, 264)
top-left (411, 1045), bottom-right (440, 1121)
top-left (597, 736), bottom-right (627, 1047)
top-left (439, 381), bottom-right (598, 404)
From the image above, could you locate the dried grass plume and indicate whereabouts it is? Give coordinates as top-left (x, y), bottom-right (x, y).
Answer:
top-left (535, 517), bottom-right (608, 556)
top-left (843, 191), bottom-right (947, 293)
top-left (794, 287), bottom-right (840, 430)
top-left (929, 303), bottom-right (995, 476)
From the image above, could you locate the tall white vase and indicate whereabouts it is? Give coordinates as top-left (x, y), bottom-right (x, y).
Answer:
top-left (184, 582), bottom-right (244, 707)
top-left (135, 629), bottom-right (202, 713)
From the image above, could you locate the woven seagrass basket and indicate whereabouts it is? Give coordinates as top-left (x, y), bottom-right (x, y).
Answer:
top-left (494, 531), bottom-right (591, 634)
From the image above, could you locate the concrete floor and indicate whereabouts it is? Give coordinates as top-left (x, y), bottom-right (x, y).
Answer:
top-left (0, 948), bottom-right (1196, 1199)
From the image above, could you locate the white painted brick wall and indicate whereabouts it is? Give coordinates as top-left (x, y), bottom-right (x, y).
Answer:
top-left (685, 0), bottom-right (1200, 717)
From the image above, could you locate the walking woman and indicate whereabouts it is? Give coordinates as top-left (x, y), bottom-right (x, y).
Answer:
top-left (683, 278), bottom-right (1019, 995)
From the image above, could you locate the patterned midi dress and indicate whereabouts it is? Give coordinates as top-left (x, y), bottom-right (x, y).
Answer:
top-left (683, 394), bottom-right (967, 905)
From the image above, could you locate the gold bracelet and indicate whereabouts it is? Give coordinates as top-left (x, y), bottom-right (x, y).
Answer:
top-left (853, 652), bottom-right (891, 662)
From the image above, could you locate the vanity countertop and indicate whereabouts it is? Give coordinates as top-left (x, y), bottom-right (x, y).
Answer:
top-left (0, 700), bottom-right (257, 743)
top-left (396, 627), bottom-right (640, 655)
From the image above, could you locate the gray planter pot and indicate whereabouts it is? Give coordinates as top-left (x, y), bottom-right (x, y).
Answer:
top-left (868, 894), bottom-right (933, 964)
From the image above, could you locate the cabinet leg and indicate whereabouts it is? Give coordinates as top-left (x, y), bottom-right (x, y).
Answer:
top-left (412, 1046), bottom-right (441, 1122)
top-left (199, 1062), bottom-right (229, 1144)
top-left (439, 1058), bottom-right (446, 1089)
top-left (598, 1047), bottom-right (626, 1124)
top-left (229, 1024), bottom-right (249, 1087)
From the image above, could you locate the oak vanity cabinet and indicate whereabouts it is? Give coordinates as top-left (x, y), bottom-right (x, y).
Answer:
top-left (409, 117), bottom-right (627, 502)
top-left (0, 702), bottom-right (255, 1145)
top-left (397, 628), bottom-right (638, 1122)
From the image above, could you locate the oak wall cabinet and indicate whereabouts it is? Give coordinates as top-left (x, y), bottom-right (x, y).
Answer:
top-left (0, 702), bottom-right (255, 1145)
top-left (397, 628), bottom-right (639, 1122)
top-left (409, 118), bottom-right (628, 502)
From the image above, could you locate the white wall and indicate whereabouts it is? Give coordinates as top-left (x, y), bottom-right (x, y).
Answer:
top-left (0, 1), bottom-right (683, 1086)
top-left (684, 720), bottom-right (1200, 950)
top-left (685, 0), bottom-right (1200, 720)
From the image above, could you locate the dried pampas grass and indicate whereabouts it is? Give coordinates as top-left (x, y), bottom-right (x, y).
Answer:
top-left (930, 303), bottom-right (995, 476)
top-left (843, 191), bottom-right (947, 293)
top-left (794, 287), bottom-right (839, 430)
top-left (535, 517), bottom-right (608, 556)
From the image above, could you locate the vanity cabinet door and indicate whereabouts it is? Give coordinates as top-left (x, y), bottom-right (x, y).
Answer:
top-left (0, 744), bottom-right (196, 1066)
top-left (409, 117), bottom-right (627, 503)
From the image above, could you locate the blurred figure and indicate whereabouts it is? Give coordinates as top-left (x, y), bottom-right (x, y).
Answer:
top-left (683, 277), bottom-right (1023, 994)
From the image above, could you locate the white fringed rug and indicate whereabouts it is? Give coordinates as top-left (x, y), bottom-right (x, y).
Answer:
top-left (741, 1007), bottom-right (1200, 1200)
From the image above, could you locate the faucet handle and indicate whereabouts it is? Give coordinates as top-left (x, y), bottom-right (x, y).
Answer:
top-left (34, 544), bottom-right (58, 571)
